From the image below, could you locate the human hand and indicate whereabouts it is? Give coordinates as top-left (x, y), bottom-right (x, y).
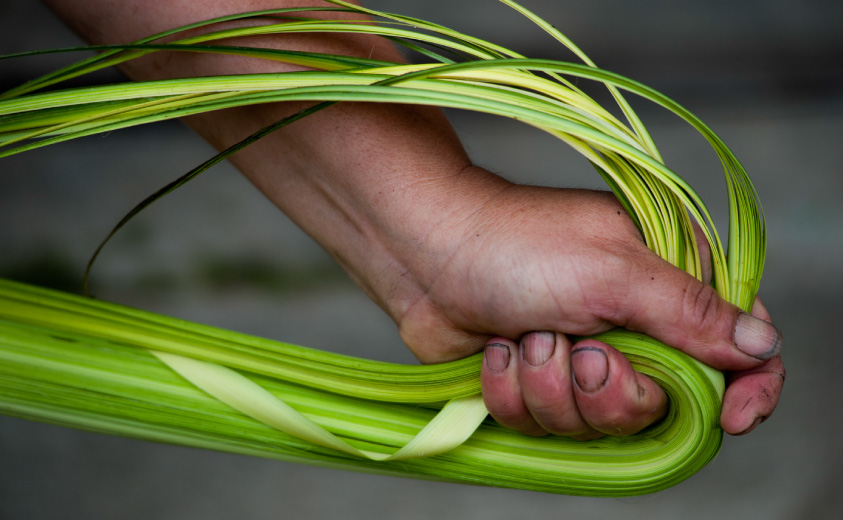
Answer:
top-left (392, 177), bottom-right (783, 438)
top-left (54, 0), bottom-right (781, 439)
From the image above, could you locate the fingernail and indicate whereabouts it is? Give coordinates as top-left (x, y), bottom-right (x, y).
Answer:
top-left (484, 343), bottom-right (510, 373)
top-left (522, 331), bottom-right (555, 366)
top-left (571, 347), bottom-right (609, 393)
top-left (734, 313), bottom-right (783, 360)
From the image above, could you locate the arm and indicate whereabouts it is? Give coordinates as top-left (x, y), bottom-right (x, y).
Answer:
top-left (44, 0), bottom-right (784, 437)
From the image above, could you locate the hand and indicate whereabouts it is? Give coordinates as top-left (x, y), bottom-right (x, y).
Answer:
top-left (391, 179), bottom-right (784, 438)
top-left (46, 0), bottom-right (784, 439)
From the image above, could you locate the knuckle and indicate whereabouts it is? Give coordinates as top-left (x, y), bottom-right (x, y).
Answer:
top-left (397, 308), bottom-right (481, 363)
top-left (527, 401), bottom-right (580, 435)
top-left (581, 389), bottom-right (663, 436)
top-left (533, 408), bottom-right (601, 439)
top-left (590, 409), bottom-right (636, 435)
top-left (526, 398), bottom-right (566, 422)
top-left (486, 396), bottom-right (524, 422)
top-left (679, 280), bottom-right (728, 336)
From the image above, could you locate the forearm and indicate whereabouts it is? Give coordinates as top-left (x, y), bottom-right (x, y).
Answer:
top-left (44, 0), bottom-right (508, 322)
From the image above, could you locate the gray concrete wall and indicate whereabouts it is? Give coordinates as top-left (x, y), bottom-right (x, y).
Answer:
top-left (1, 1), bottom-right (841, 519)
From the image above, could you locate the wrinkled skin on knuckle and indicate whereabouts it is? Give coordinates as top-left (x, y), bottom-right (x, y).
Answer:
top-left (582, 401), bottom-right (642, 436)
top-left (397, 299), bottom-right (484, 363)
top-left (486, 397), bottom-right (526, 426)
top-left (683, 280), bottom-right (720, 327)
top-left (527, 402), bottom-right (587, 436)
top-left (491, 400), bottom-right (523, 421)
top-left (677, 280), bottom-right (736, 360)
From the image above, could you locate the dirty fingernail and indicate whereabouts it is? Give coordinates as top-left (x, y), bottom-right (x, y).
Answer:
top-left (484, 343), bottom-right (510, 373)
top-left (571, 346), bottom-right (609, 393)
top-left (522, 331), bottom-right (555, 367)
top-left (734, 313), bottom-right (783, 360)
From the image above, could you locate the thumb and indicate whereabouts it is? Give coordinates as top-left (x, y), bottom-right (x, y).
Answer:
top-left (608, 252), bottom-right (782, 371)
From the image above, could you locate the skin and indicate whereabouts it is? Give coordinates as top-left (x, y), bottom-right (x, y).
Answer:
top-left (43, 0), bottom-right (784, 439)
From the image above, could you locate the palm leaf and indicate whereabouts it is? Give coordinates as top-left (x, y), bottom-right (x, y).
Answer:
top-left (0, 0), bottom-right (765, 496)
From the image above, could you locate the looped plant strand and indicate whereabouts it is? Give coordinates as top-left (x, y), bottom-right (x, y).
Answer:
top-left (0, 0), bottom-right (765, 496)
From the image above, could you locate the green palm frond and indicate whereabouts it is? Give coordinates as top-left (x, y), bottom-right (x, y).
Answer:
top-left (0, 0), bottom-right (764, 496)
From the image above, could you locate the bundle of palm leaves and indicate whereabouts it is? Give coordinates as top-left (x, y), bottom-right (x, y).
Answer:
top-left (0, 1), bottom-right (764, 496)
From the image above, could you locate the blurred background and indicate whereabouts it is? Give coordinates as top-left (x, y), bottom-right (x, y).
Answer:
top-left (1, 0), bottom-right (841, 518)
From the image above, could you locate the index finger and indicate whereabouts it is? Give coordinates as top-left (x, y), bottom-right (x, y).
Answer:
top-left (720, 297), bottom-right (785, 435)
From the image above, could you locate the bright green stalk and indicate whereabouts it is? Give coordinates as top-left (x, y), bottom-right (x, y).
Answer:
top-left (0, 278), bottom-right (722, 496)
top-left (0, 0), bottom-right (764, 496)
